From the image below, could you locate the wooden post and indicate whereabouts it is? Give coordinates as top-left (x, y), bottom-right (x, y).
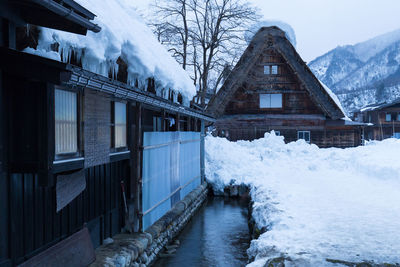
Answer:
top-left (0, 69), bottom-right (10, 266)
top-left (176, 113), bottom-right (181, 132)
top-left (200, 120), bottom-right (205, 184)
top-left (133, 103), bottom-right (143, 232)
top-left (161, 109), bottom-right (166, 132)
top-left (39, 83), bottom-right (55, 186)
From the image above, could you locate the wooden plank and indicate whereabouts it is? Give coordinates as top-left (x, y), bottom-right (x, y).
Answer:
top-left (0, 171), bottom-right (8, 263)
top-left (10, 174), bottom-right (24, 263)
top-left (33, 176), bottom-right (44, 249)
top-left (23, 174), bottom-right (34, 255)
top-left (18, 227), bottom-right (95, 267)
top-left (94, 166), bottom-right (100, 217)
top-left (82, 171), bottom-right (89, 223)
top-left (43, 187), bottom-right (54, 244)
top-left (76, 194), bottom-right (83, 230)
top-left (88, 168), bottom-right (95, 220)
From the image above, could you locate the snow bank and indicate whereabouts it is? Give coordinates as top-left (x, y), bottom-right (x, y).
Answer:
top-left (206, 133), bottom-right (400, 266)
top-left (245, 20), bottom-right (297, 47)
top-left (33, 0), bottom-right (196, 104)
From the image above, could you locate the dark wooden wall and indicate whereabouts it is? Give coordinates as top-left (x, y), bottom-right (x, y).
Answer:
top-left (224, 48), bottom-right (323, 116)
top-left (1, 67), bottom-right (11, 267)
top-left (6, 160), bottom-right (126, 266)
top-left (360, 105), bottom-right (400, 140)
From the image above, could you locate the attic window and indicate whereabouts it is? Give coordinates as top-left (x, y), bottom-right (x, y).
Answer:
top-left (260, 94), bottom-right (282, 108)
top-left (264, 66), bottom-right (270, 75)
top-left (264, 65), bottom-right (279, 75)
top-left (271, 65), bottom-right (278, 74)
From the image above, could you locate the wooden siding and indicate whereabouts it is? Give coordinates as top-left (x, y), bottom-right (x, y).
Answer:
top-left (224, 48), bottom-right (323, 116)
top-left (6, 161), bottom-right (126, 266)
top-left (357, 104), bottom-right (400, 140)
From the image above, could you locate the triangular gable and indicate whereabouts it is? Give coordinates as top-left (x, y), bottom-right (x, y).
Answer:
top-left (207, 26), bottom-right (345, 119)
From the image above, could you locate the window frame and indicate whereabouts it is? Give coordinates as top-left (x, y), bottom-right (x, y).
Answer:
top-left (259, 93), bottom-right (283, 109)
top-left (54, 87), bottom-right (82, 161)
top-left (385, 113), bottom-right (392, 122)
top-left (111, 101), bottom-right (128, 152)
top-left (264, 65), bottom-right (271, 75)
top-left (264, 65), bottom-right (279, 75)
top-left (271, 65), bottom-right (278, 75)
top-left (297, 131), bottom-right (311, 143)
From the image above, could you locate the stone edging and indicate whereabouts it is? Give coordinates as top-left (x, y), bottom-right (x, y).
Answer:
top-left (91, 182), bottom-right (209, 267)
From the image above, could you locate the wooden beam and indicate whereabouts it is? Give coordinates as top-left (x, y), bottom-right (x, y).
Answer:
top-left (131, 102), bottom-right (143, 232)
top-left (176, 113), bottom-right (181, 132)
top-left (200, 120), bottom-right (205, 183)
top-left (161, 109), bottom-right (166, 132)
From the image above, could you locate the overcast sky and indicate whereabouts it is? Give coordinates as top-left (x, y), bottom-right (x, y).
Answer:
top-left (133, 0), bottom-right (400, 62)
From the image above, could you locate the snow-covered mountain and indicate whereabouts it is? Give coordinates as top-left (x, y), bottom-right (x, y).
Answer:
top-left (309, 29), bottom-right (400, 114)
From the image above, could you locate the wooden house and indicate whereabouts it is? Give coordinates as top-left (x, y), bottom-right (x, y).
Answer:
top-left (207, 26), bottom-right (363, 148)
top-left (0, 1), bottom-right (213, 266)
top-left (353, 99), bottom-right (400, 140)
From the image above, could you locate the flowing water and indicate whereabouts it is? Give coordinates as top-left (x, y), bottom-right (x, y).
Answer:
top-left (153, 197), bottom-right (250, 267)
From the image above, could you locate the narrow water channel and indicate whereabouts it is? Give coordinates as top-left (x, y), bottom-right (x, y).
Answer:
top-left (153, 197), bottom-right (250, 267)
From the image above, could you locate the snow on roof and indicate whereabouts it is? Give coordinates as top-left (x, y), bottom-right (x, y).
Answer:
top-left (319, 80), bottom-right (348, 119)
top-left (33, 0), bottom-right (196, 104)
top-left (359, 99), bottom-right (400, 112)
top-left (245, 20), bottom-right (297, 47)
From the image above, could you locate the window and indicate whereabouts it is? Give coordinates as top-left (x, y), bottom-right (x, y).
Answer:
top-left (264, 66), bottom-right (271, 75)
top-left (386, 113), bottom-right (392, 122)
top-left (260, 94), bottom-right (282, 108)
top-left (153, 116), bottom-right (162, 131)
top-left (264, 65), bottom-right (278, 75)
top-left (112, 102), bottom-right (127, 148)
top-left (398, 113), bottom-right (400, 121)
top-left (55, 89), bottom-right (78, 155)
top-left (298, 131), bottom-right (310, 143)
top-left (271, 65), bottom-right (278, 74)
top-left (393, 133), bottom-right (400, 139)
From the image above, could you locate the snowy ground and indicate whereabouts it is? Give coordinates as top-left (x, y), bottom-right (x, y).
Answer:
top-left (205, 133), bottom-right (400, 266)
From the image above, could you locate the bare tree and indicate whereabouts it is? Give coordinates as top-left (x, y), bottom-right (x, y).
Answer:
top-left (151, 0), bottom-right (191, 70)
top-left (150, 0), bottom-right (259, 108)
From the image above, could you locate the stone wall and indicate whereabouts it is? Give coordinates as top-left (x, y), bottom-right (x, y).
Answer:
top-left (91, 183), bottom-right (209, 267)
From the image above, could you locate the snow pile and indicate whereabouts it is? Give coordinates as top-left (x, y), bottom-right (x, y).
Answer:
top-left (206, 133), bottom-right (400, 266)
top-left (245, 20), bottom-right (297, 47)
top-left (33, 0), bottom-right (196, 104)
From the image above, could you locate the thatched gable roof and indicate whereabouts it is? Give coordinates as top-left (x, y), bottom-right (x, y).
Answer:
top-left (207, 26), bottom-right (345, 120)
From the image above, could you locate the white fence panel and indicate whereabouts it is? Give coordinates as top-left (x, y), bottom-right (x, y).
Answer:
top-left (142, 132), bottom-right (201, 230)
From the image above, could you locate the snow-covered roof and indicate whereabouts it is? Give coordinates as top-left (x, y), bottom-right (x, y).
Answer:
top-left (319, 80), bottom-right (347, 118)
top-left (28, 0), bottom-right (196, 104)
top-left (359, 99), bottom-right (400, 112)
top-left (245, 20), bottom-right (297, 47)
top-left (208, 26), bottom-right (346, 120)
